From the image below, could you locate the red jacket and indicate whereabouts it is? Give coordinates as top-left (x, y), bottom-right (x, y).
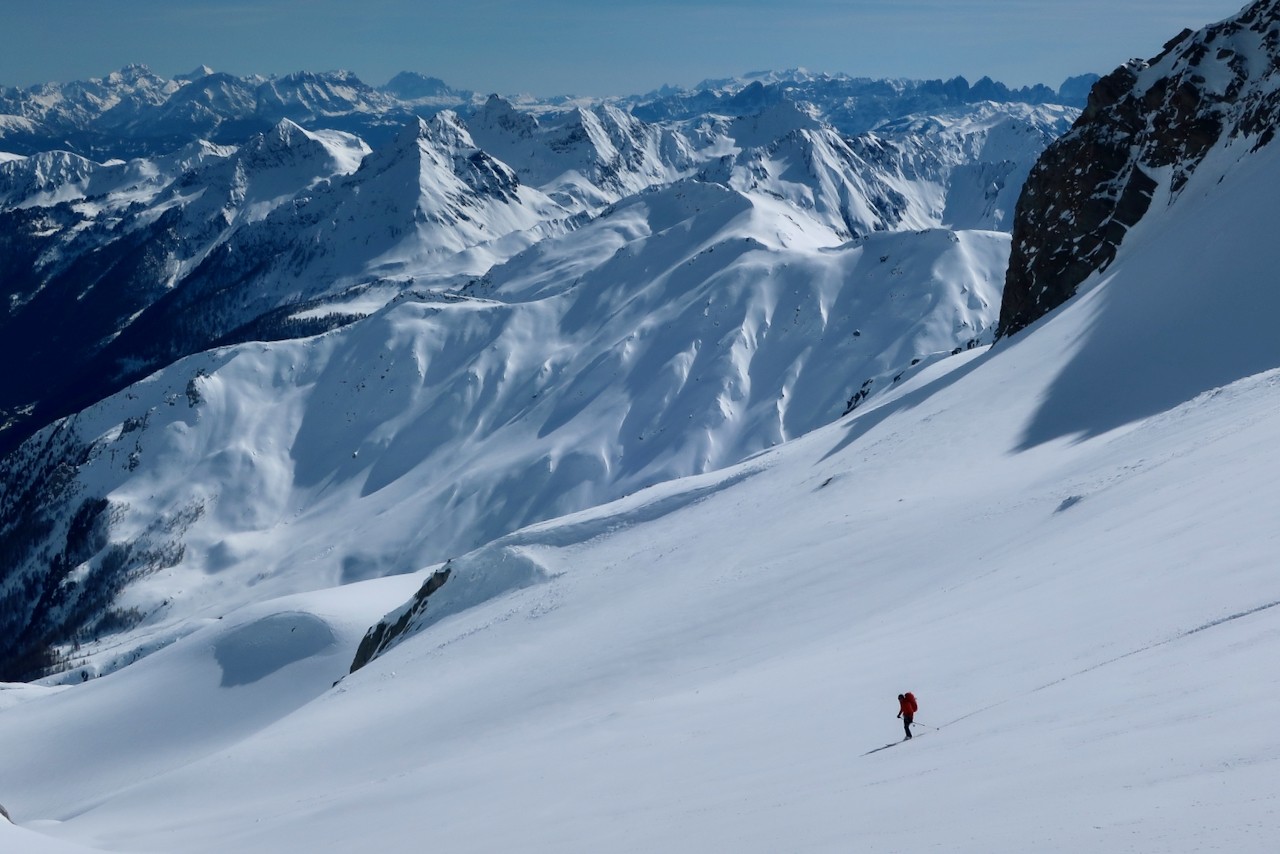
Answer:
top-left (899, 693), bottom-right (918, 716)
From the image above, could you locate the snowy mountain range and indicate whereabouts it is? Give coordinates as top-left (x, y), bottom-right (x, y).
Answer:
top-left (3, 1), bottom-right (1280, 850)
top-left (0, 59), bottom-right (1082, 683)
top-left (0, 74), bottom-right (1065, 678)
top-left (0, 78), bottom-right (1074, 459)
top-left (0, 64), bottom-right (1093, 161)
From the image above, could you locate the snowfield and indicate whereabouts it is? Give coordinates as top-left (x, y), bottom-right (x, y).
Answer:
top-left (1, 71), bottom-right (1279, 853)
top-left (0, 75), bottom-right (1080, 651)
top-left (2, 179), bottom-right (1009, 684)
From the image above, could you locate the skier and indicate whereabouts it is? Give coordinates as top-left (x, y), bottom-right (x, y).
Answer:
top-left (897, 692), bottom-right (918, 739)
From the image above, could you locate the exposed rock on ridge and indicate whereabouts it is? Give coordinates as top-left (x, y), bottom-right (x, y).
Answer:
top-left (349, 563), bottom-right (452, 673)
top-left (998, 0), bottom-right (1280, 337)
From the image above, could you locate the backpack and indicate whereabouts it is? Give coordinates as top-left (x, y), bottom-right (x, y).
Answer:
top-left (904, 692), bottom-right (918, 713)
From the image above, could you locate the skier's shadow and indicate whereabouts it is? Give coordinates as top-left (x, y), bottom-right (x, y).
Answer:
top-left (861, 740), bottom-right (906, 756)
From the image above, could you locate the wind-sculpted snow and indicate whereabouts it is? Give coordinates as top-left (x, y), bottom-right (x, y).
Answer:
top-left (0, 176), bottom-right (1008, 679)
top-left (351, 461), bottom-right (767, 671)
top-left (0, 67), bottom-right (1074, 677)
top-left (214, 612), bottom-right (336, 687)
top-left (349, 547), bottom-right (549, 673)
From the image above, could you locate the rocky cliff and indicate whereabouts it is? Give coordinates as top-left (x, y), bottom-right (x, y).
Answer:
top-left (998, 0), bottom-right (1280, 337)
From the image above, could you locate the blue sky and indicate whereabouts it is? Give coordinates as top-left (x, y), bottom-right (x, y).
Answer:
top-left (3, 1), bottom-right (1249, 95)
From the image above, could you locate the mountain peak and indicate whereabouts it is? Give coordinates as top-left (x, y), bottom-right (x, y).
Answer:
top-left (422, 110), bottom-right (478, 150)
top-left (382, 71), bottom-right (462, 101)
top-left (474, 94), bottom-right (538, 137)
top-left (176, 65), bottom-right (215, 83)
top-left (259, 117), bottom-right (309, 149)
top-left (728, 96), bottom-right (823, 148)
top-left (106, 63), bottom-right (160, 85)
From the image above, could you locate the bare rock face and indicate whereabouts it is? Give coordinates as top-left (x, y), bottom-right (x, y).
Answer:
top-left (998, 0), bottom-right (1280, 337)
top-left (349, 564), bottom-right (452, 674)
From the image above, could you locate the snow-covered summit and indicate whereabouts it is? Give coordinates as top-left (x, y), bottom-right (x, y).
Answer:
top-left (463, 96), bottom-right (698, 210)
top-left (255, 70), bottom-right (394, 122)
top-left (0, 149), bottom-right (100, 206)
top-left (174, 65), bottom-right (216, 83)
top-left (724, 97), bottom-right (824, 148)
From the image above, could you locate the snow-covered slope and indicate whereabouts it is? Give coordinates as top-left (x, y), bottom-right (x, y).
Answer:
top-left (0, 85), bottom-right (1072, 654)
top-left (465, 95), bottom-right (697, 210)
top-left (0, 174), bottom-right (1009, 681)
top-left (1, 68), bottom-right (1278, 849)
top-left (0, 112), bottom-right (572, 458)
top-left (0, 121), bottom-right (369, 454)
top-left (3, 0), bottom-right (1280, 845)
top-left (709, 100), bottom-right (1073, 238)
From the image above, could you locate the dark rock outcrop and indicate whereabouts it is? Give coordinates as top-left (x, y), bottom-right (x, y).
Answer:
top-left (349, 563), bottom-right (452, 673)
top-left (998, 0), bottom-right (1280, 337)
top-left (347, 542), bottom-right (552, 675)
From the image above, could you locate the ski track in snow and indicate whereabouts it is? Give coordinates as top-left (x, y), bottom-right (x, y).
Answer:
top-left (933, 595), bottom-right (1280, 734)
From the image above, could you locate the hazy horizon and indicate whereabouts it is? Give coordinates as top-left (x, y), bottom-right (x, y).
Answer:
top-left (3, 1), bottom-right (1248, 97)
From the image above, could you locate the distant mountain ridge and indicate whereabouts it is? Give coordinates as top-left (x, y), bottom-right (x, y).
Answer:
top-left (631, 71), bottom-right (1097, 135)
top-left (0, 65), bottom-right (1093, 160)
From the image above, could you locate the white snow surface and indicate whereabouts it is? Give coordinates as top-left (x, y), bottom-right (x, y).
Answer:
top-left (2, 79), bottom-right (1279, 853)
top-left (6, 87), bottom-right (1063, 705)
top-left (20, 179), bottom-right (1007, 681)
